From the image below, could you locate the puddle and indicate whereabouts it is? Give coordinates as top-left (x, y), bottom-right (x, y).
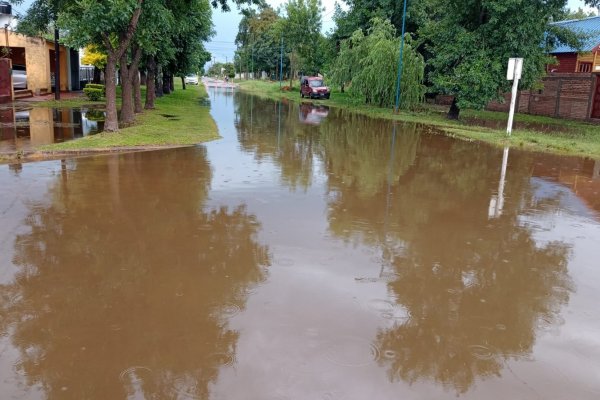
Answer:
top-left (0, 106), bottom-right (105, 153)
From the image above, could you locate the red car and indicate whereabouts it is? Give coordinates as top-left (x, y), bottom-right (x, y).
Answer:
top-left (300, 76), bottom-right (330, 99)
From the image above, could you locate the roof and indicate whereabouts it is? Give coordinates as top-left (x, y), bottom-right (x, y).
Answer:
top-left (550, 16), bottom-right (600, 53)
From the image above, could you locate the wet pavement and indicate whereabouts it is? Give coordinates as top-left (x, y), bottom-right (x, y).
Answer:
top-left (0, 88), bottom-right (599, 399)
top-left (0, 106), bottom-right (105, 153)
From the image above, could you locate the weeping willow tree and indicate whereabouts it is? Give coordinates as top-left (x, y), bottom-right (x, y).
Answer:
top-left (329, 18), bottom-right (425, 109)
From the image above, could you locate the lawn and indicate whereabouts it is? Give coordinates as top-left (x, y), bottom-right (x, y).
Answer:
top-left (40, 82), bottom-right (219, 151)
top-left (236, 79), bottom-right (600, 158)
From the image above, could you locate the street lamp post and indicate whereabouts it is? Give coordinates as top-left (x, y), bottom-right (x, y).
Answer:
top-left (393, 0), bottom-right (408, 114)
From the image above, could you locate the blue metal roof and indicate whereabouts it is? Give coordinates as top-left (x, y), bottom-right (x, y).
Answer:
top-left (550, 16), bottom-right (600, 53)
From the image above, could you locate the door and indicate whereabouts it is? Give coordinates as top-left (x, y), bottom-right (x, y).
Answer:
top-left (0, 58), bottom-right (12, 103)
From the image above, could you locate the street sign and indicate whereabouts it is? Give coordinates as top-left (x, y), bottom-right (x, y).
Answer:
top-left (506, 58), bottom-right (524, 135)
top-left (507, 58), bottom-right (523, 80)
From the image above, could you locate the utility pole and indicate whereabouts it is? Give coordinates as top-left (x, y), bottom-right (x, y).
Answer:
top-left (393, 0), bottom-right (408, 113)
top-left (54, 24), bottom-right (60, 100)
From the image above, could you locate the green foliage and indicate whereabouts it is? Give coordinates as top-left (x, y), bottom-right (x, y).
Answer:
top-left (83, 87), bottom-right (104, 101)
top-left (207, 62), bottom-right (235, 76)
top-left (421, 0), bottom-right (596, 114)
top-left (235, 6), bottom-right (285, 75)
top-left (283, 0), bottom-right (324, 75)
top-left (85, 83), bottom-right (105, 91)
top-left (330, 18), bottom-right (425, 109)
top-left (81, 45), bottom-right (107, 69)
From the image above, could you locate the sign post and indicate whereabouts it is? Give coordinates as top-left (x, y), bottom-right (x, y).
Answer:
top-left (506, 57), bottom-right (523, 136)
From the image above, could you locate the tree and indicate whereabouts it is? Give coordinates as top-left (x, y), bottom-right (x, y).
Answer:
top-left (329, 18), bottom-right (425, 109)
top-left (206, 61), bottom-right (235, 77)
top-left (234, 7), bottom-right (283, 78)
top-left (421, 0), bottom-right (598, 119)
top-left (59, 0), bottom-right (144, 131)
top-left (283, 0), bottom-right (324, 84)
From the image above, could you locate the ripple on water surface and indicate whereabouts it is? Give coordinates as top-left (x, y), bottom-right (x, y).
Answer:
top-left (324, 336), bottom-right (380, 367)
top-left (119, 366), bottom-right (153, 384)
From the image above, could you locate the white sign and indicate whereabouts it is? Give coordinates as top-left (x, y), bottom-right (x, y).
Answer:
top-left (507, 58), bottom-right (523, 80)
top-left (506, 57), bottom-right (524, 135)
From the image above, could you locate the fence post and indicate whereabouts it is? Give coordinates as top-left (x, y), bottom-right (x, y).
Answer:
top-left (555, 78), bottom-right (563, 117)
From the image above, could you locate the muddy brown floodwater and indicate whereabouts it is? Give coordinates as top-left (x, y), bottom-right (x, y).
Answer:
top-left (1, 89), bottom-right (599, 399)
top-left (0, 106), bottom-right (105, 154)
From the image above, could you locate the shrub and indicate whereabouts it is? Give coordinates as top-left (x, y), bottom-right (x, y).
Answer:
top-left (83, 87), bottom-right (103, 101)
top-left (84, 83), bottom-right (105, 97)
top-left (85, 83), bottom-right (105, 91)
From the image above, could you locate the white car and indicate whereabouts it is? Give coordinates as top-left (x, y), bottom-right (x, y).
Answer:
top-left (12, 64), bottom-right (27, 89)
top-left (184, 75), bottom-right (199, 85)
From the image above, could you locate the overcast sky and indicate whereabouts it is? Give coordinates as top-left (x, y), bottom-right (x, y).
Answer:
top-left (9, 0), bottom-right (596, 64)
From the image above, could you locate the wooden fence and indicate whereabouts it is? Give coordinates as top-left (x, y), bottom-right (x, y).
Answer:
top-left (438, 73), bottom-right (597, 121)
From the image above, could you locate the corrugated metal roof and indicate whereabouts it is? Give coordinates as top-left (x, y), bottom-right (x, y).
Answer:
top-left (550, 16), bottom-right (600, 53)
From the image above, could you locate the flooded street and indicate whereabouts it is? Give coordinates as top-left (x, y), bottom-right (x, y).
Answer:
top-left (1, 89), bottom-right (600, 399)
top-left (0, 107), bottom-right (105, 153)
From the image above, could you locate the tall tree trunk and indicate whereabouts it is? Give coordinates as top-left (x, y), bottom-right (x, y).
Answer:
top-left (181, 76), bottom-right (186, 90)
top-left (162, 72), bottom-right (171, 95)
top-left (119, 53), bottom-right (134, 126)
top-left (130, 45), bottom-right (143, 114)
top-left (104, 55), bottom-right (119, 132)
top-left (100, 0), bottom-right (143, 132)
top-left (170, 75), bottom-right (174, 92)
top-left (145, 55), bottom-right (156, 109)
top-left (140, 70), bottom-right (147, 85)
top-left (156, 65), bottom-right (163, 97)
top-left (447, 97), bottom-right (460, 120)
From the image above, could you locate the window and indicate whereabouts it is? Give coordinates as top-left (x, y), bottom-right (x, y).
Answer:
top-left (308, 80), bottom-right (323, 88)
top-left (578, 62), bottom-right (592, 73)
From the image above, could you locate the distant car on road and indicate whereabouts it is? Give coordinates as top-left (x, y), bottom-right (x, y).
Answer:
top-left (12, 64), bottom-right (27, 89)
top-left (184, 75), bottom-right (199, 85)
top-left (300, 76), bottom-right (330, 99)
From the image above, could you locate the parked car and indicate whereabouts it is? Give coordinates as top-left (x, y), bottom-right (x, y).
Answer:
top-left (184, 75), bottom-right (199, 85)
top-left (300, 76), bottom-right (330, 99)
top-left (12, 64), bottom-right (27, 89)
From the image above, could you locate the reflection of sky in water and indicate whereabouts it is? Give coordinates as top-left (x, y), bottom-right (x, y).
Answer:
top-left (529, 177), bottom-right (599, 220)
top-left (0, 88), bottom-right (599, 399)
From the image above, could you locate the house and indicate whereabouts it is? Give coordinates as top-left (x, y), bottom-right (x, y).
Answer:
top-left (548, 16), bottom-right (600, 73)
top-left (0, 2), bottom-right (79, 101)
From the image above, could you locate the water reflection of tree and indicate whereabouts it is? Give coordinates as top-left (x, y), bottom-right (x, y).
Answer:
top-left (235, 94), bottom-right (318, 191)
top-left (0, 147), bottom-right (270, 399)
top-left (326, 135), bottom-right (572, 393)
top-left (234, 93), bottom-right (421, 196)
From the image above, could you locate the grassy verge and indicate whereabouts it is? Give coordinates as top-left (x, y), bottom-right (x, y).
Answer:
top-left (40, 82), bottom-right (218, 151)
top-left (237, 80), bottom-right (600, 158)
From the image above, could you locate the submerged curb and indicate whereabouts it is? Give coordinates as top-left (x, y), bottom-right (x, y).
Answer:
top-left (0, 145), bottom-right (193, 165)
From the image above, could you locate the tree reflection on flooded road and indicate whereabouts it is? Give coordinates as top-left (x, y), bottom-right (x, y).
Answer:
top-left (0, 90), bottom-right (599, 399)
